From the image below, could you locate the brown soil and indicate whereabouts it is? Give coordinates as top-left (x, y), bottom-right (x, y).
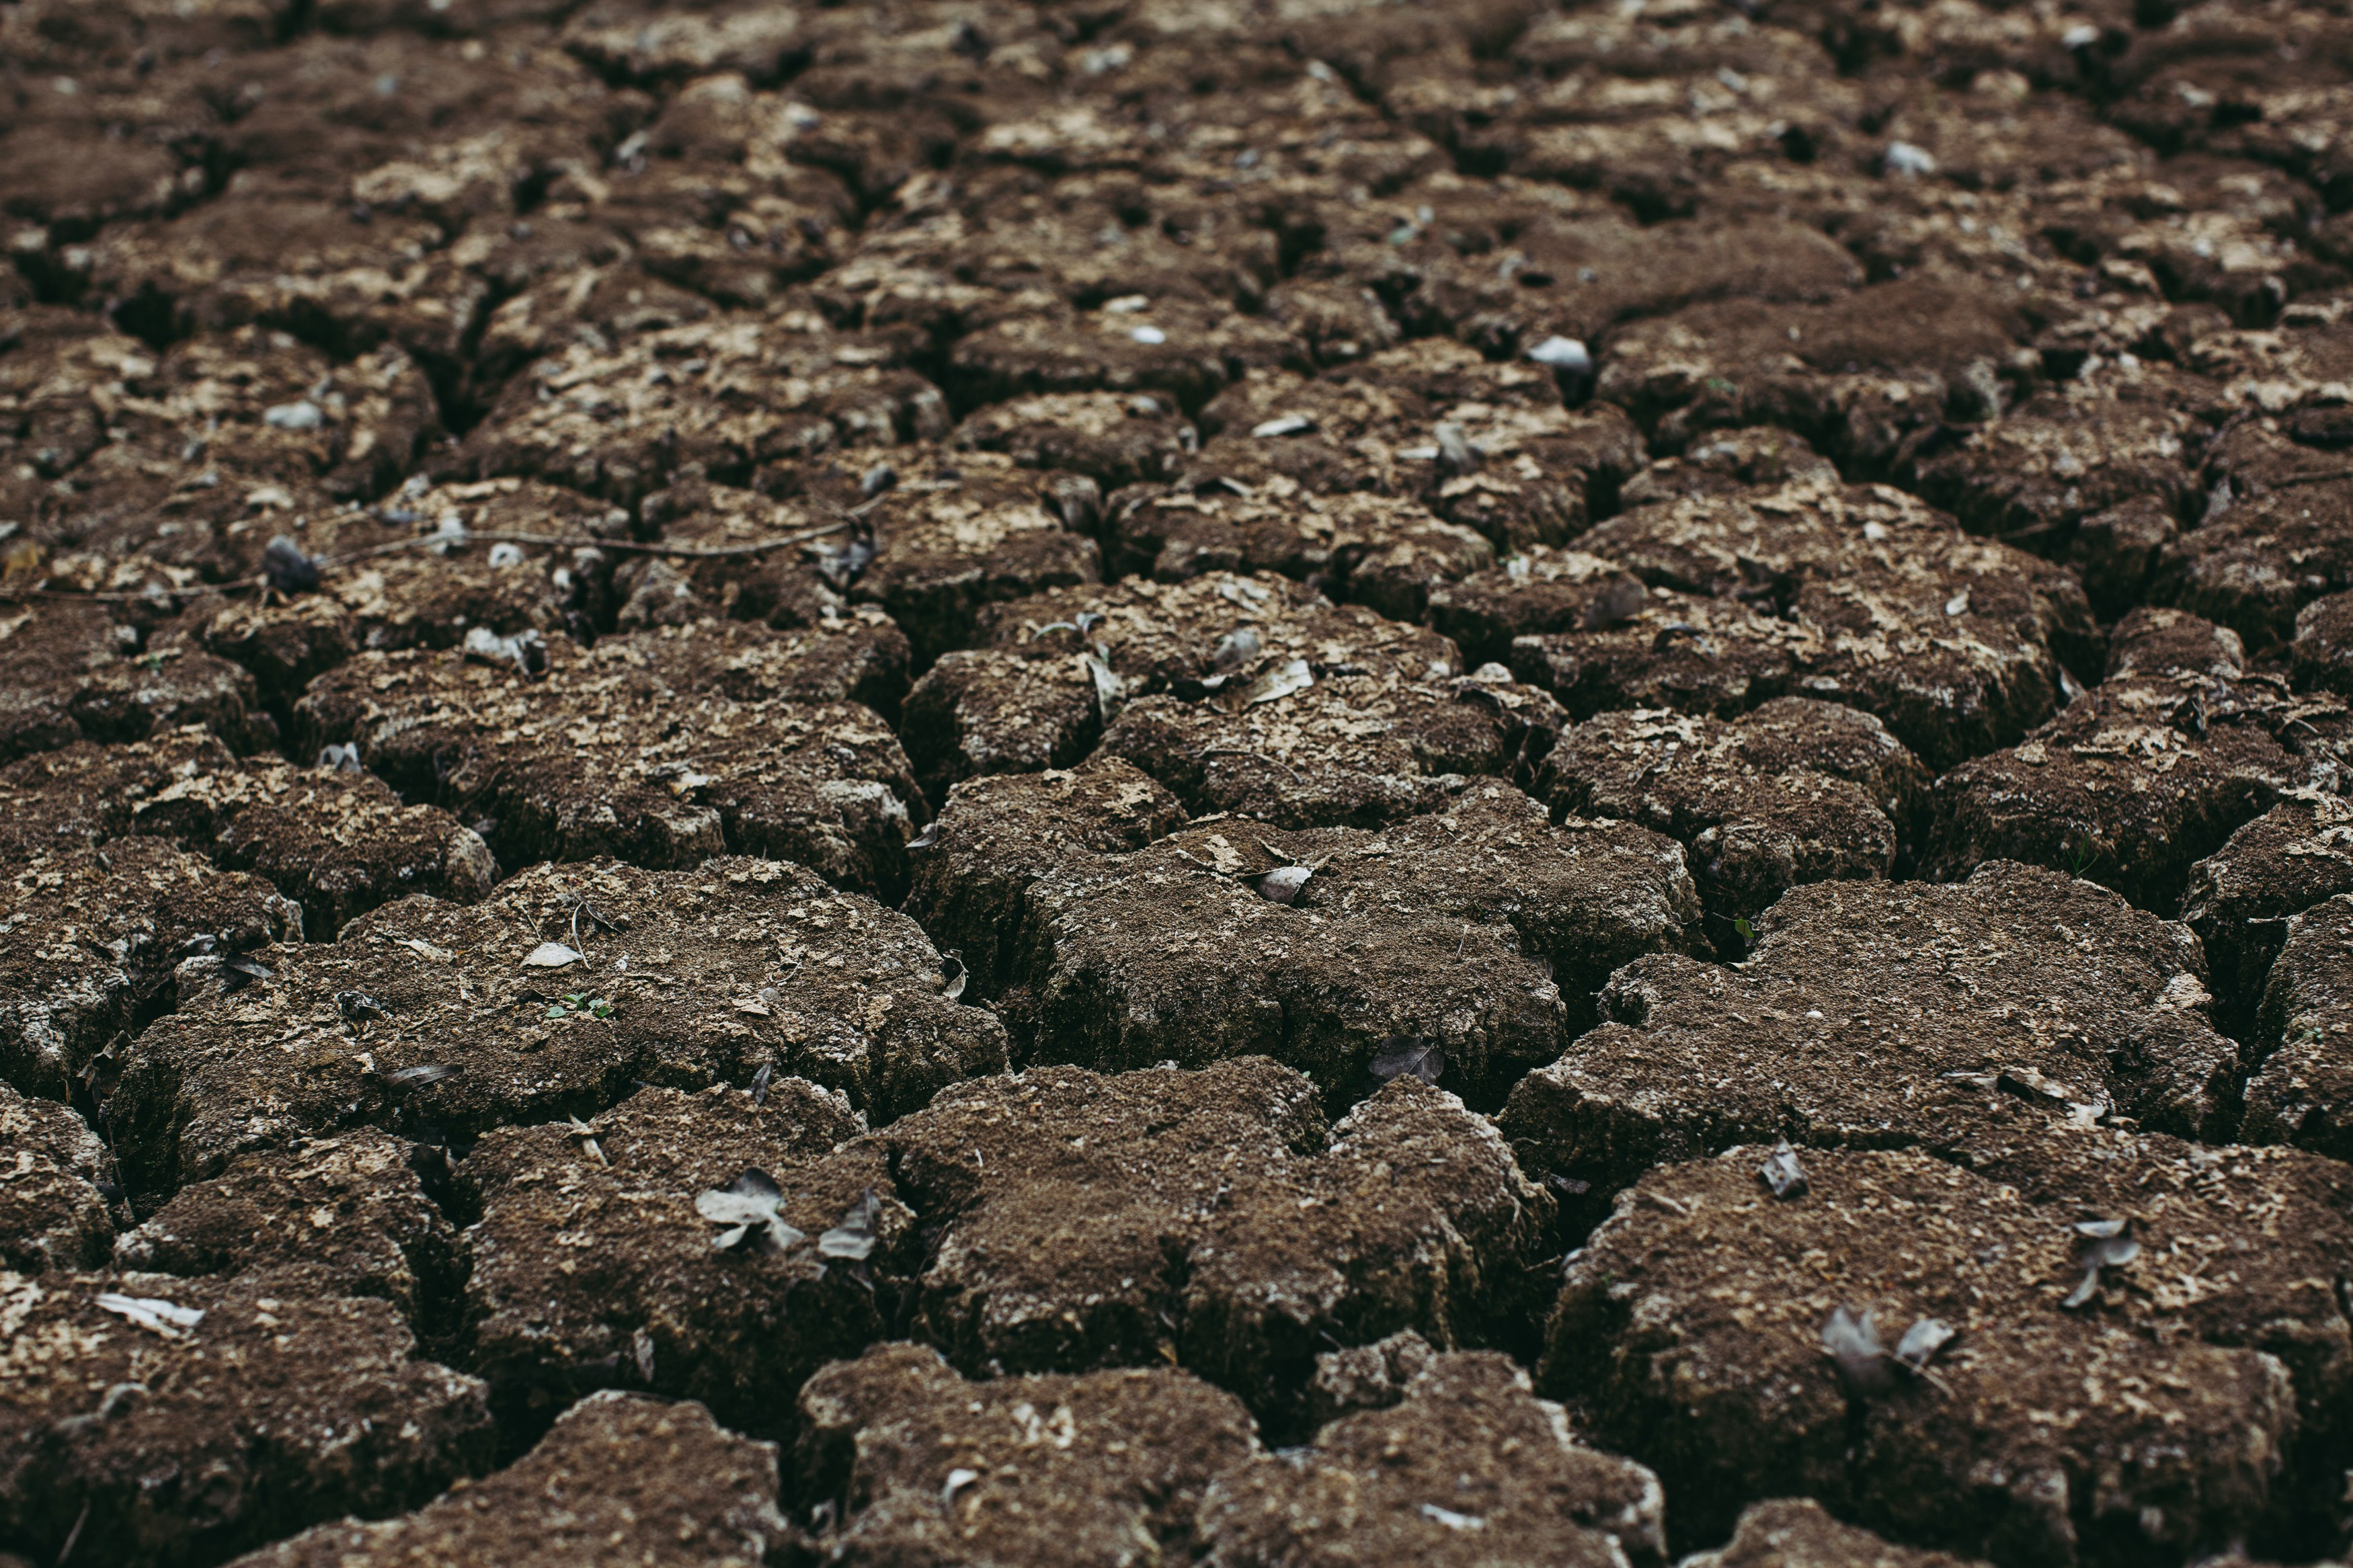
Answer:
top-left (8, 1), bottom-right (2353, 1565)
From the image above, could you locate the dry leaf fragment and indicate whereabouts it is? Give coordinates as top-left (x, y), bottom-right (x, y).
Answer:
top-left (97, 1292), bottom-right (204, 1339)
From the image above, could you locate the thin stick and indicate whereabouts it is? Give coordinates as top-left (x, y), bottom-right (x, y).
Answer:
top-left (2262, 466), bottom-right (2353, 492)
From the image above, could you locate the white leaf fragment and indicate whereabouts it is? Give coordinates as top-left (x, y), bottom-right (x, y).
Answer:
top-left (97, 1292), bottom-right (204, 1339)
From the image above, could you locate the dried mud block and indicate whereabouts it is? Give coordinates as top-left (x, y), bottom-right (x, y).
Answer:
top-left (843, 450), bottom-right (1104, 663)
top-left (1199, 1351), bottom-right (1666, 1568)
top-left (796, 1344), bottom-right (1257, 1566)
top-left (457, 318), bottom-right (948, 505)
top-left (945, 299), bottom-right (1302, 416)
top-left (1545, 1136), bottom-right (2353, 1563)
top-left (171, 478), bottom-right (633, 700)
top-left (1443, 481), bottom-right (2093, 770)
top-left (461, 1081), bottom-right (898, 1432)
top-left (1187, 361), bottom-right (1646, 553)
top-left (1595, 274), bottom-right (2042, 465)
top-left (2247, 895), bottom-right (2353, 1162)
top-left (886, 1061), bottom-right (1553, 1426)
top-left (1500, 864), bottom-right (2240, 1202)
top-left (904, 757), bottom-right (1188, 999)
top-left (2183, 797), bottom-right (2353, 1039)
top-left (0, 840), bottom-right (298, 1101)
top-left (1911, 367), bottom-right (2214, 620)
top-left (952, 390), bottom-right (1200, 489)
top-left (0, 727), bottom-right (236, 860)
top-left (1423, 402), bottom-right (1649, 556)
top-left (899, 645), bottom-right (1107, 800)
top-left (233, 1390), bottom-right (789, 1568)
top-left (0, 598), bottom-right (262, 764)
top-left (110, 858), bottom-right (1005, 1200)
top-left (0, 1083), bottom-right (115, 1274)
top-left (2106, 606), bottom-right (2249, 682)
top-left (1924, 638), bottom-right (2342, 913)
top-left (612, 477), bottom-right (856, 636)
top-left (1616, 426), bottom-right (1841, 509)
top-left (10, 326), bottom-right (441, 580)
top-left (1111, 486), bottom-right (1493, 621)
top-left (1398, 212), bottom-right (1861, 361)
top-left (1014, 784), bottom-right (1698, 1093)
top-left (1101, 663), bottom-right (1566, 831)
top-left (2184, 315), bottom-right (2353, 419)
top-left (0, 1269), bottom-right (492, 1567)
top-left (189, 764), bottom-right (502, 937)
top-left (1092, 658), bottom-right (1572, 832)
top-left (0, 731), bottom-right (497, 933)
top-left (1680, 1499), bottom-right (1994, 1568)
top-left (1907, 368), bottom-right (2211, 540)
top-left (293, 624), bottom-right (923, 896)
top-left (2291, 589), bottom-right (2353, 699)
top-left (913, 591), bottom-right (1556, 826)
top-left (561, 0), bottom-right (805, 83)
top-left (1539, 699), bottom-right (1929, 930)
top-left (113, 1130), bottom-right (462, 1338)
top-left (2155, 425), bottom-right (2353, 651)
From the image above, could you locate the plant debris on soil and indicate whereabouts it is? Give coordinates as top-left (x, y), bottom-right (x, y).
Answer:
top-left (10, 0), bottom-right (2353, 1565)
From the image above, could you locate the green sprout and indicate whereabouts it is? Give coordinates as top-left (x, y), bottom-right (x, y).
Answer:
top-left (545, 993), bottom-right (614, 1021)
top-left (2064, 839), bottom-right (2102, 879)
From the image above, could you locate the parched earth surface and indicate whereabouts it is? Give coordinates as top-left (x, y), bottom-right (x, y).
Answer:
top-left (15, 1), bottom-right (2353, 1566)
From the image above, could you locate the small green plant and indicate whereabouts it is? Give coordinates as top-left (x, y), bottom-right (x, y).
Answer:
top-left (1733, 915), bottom-right (1755, 943)
top-left (1704, 376), bottom-right (1738, 397)
top-left (545, 992), bottom-right (613, 1021)
top-left (2064, 839), bottom-right (2102, 879)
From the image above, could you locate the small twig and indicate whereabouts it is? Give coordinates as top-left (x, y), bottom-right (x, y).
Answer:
top-left (2265, 466), bottom-right (2353, 492)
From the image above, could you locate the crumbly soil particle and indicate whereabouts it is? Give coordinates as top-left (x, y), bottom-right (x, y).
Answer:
top-left (0, 1268), bottom-right (493, 1567)
top-left (227, 1391), bottom-right (791, 1568)
top-left (108, 858), bottom-right (1003, 1201)
top-left (1545, 1135), bottom-right (2353, 1564)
